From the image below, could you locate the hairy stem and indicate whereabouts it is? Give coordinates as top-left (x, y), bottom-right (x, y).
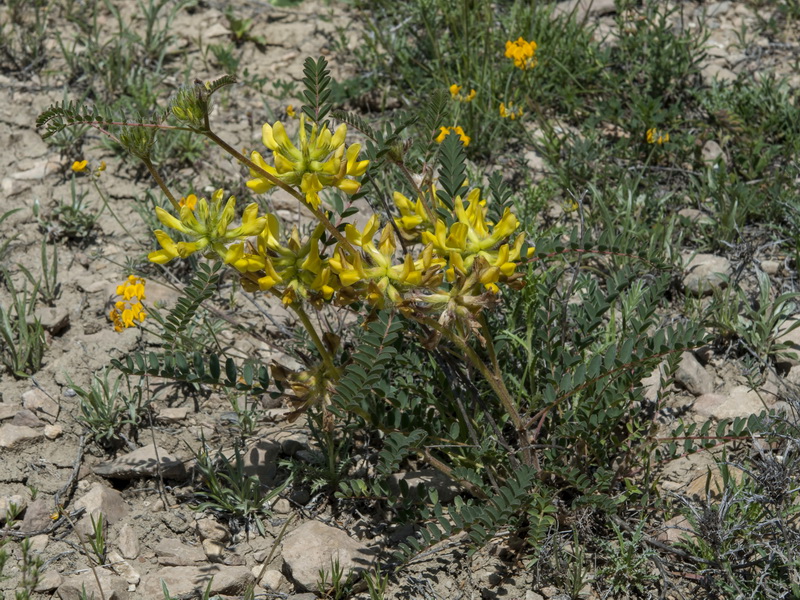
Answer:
top-left (143, 158), bottom-right (179, 211)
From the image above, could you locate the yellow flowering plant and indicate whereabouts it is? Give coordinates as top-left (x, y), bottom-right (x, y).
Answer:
top-left (38, 57), bottom-right (535, 462)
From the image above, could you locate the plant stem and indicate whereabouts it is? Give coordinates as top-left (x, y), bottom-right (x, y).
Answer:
top-left (291, 302), bottom-right (338, 378)
top-left (202, 130), bottom-right (358, 255)
top-left (420, 316), bottom-right (534, 467)
top-left (142, 158), bottom-right (179, 211)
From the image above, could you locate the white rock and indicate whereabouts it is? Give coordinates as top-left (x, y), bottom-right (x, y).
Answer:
top-left (252, 567), bottom-right (287, 591)
top-left (11, 160), bottom-right (60, 181)
top-left (74, 483), bottom-right (129, 535)
top-left (675, 352), bottom-right (714, 396)
top-left (154, 538), bottom-right (206, 566)
top-left (56, 567), bottom-right (129, 600)
top-left (701, 139), bottom-right (726, 164)
top-left (44, 424), bottom-right (63, 439)
top-left (116, 523), bottom-right (140, 559)
top-left (0, 424), bottom-right (43, 448)
top-left (693, 386), bottom-right (770, 420)
top-left (139, 565), bottom-right (254, 597)
top-left (21, 388), bottom-right (59, 423)
top-left (282, 521), bottom-right (376, 591)
top-left (683, 253), bottom-right (731, 296)
top-left (93, 444), bottom-right (186, 480)
top-left (108, 550), bottom-right (140, 586)
top-left (196, 516), bottom-right (230, 543)
top-left (0, 494), bottom-right (27, 522)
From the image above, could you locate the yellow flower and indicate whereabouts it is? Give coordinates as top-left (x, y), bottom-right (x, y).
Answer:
top-left (96, 161), bottom-right (107, 172)
top-left (449, 84), bottom-right (476, 103)
top-left (147, 190), bottom-right (267, 264)
top-left (246, 114), bottom-right (369, 209)
top-left (646, 128), bottom-right (669, 145)
top-left (505, 37), bottom-right (538, 70)
top-left (179, 194), bottom-right (198, 210)
top-left (109, 276), bottom-right (147, 332)
top-left (286, 104), bottom-right (296, 118)
top-left (71, 160), bottom-right (88, 173)
top-left (499, 102), bottom-right (523, 120)
top-left (435, 126), bottom-right (471, 147)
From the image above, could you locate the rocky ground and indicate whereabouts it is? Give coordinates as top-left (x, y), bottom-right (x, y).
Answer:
top-left (0, 1), bottom-right (799, 599)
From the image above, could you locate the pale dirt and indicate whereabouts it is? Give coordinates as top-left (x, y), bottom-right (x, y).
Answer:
top-left (0, 1), bottom-right (798, 599)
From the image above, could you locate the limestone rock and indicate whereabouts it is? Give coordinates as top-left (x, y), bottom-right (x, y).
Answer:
top-left (19, 498), bottom-right (53, 532)
top-left (388, 469), bottom-right (461, 503)
top-left (44, 424), bottom-right (63, 439)
top-left (683, 253), bottom-right (731, 296)
top-left (0, 424), bottom-right (44, 448)
top-left (21, 388), bottom-right (59, 423)
top-left (240, 440), bottom-right (280, 486)
top-left (0, 494), bottom-right (27, 522)
top-left (11, 409), bottom-right (44, 428)
top-left (253, 567), bottom-right (288, 591)
top-left (154, 538), bottom-right (206, 566)
top-left (116, 523), bottom-right (140, 559)
top-left (56, 567), bottom-right (129, 600)
top-left (675, 352), bottom-right (714, 396)
top-left (94, 444), bottom-right (186, 480)
top-left (107, 550), bottom-right (140, 586)
top-left (139, 565), bottom-right (254, 597)
top-left (157, 407), bottom-right (190, 422)
top-left (0, 403), bottom-right (20, 420)
top-left (693, 386), bottom-right (770, 420)
top-left (34, 570), bottom-right (63, 592)
top-left (282, 521), bottom-right (376, 591)
top-left (701, 140), bottom-right (726, 165)
top-left (554, 0), bottom-right (616, 19)
top-left (196, 516), bottom-right (230, 543)
top-left (74, 483), bottom-right (129, 534)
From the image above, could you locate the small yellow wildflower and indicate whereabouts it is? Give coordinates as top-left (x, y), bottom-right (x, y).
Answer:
top-left (96, 161), bottom-right (107, 172)
top-left (286, 104), bottom-right (297, 118)
top-left (179, 193), bottom-right (198, 210)
top-left (449, 84), bottom-right (476, 103)
top-left (435, 126), bottom-right (471, 147)
top-left (71, 160), bottom-right (88, 173)
top-left (504, 37), bottom-right (538, 70)
top-left (499, 102), bottom-right (523, 120)
top-left (109, 275), bottom-right (147, 332)
top-left (646, 128), bottom-right (669, 145)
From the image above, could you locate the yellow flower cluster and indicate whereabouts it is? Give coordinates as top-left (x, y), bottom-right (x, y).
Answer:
top-left (109, 275), bottom-right (146, 332)
top-left (246, 114), bottom-right (369, 209)
top-left (499, 102), bottom-right (523, 120)
top-left (147, 189), bottom-right (267, 264)
top-left (505, 37), bottom-right (537, 70)
top-left (646, 128), bottom-right (669, 145)
top-left (71, 159), bottom-right (107, 175)
top-left (449, 84), bottom-right (476, 103)
top-left (146, 118), bottom-right (531, 340)
top-left (435, 126), bottom-right (471, 147)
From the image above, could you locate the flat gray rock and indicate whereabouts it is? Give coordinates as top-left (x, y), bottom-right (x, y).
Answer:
top-left (683, 254), bottom-right (731, 296)
top-left (94, 444), bottom-right (186, 480)
top-left (139, 565), bottom-right (254, 597)
top-left (0, 424), bottom-right (43, 448)
top-left (282, 521), bottom-right (376, 591)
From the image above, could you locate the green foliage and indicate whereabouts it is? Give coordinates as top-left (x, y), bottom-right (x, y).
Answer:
top-left (301, 56), bottom-right (334, 125)
top-left (70, 368), bottom-right (149, 450)
top-left (18, 239), bottom-right (60, 307)
top-left (192, 442), bottom-right (285, 535)
top-left (0, 278), bottom-right (46, 378)
top-left (34, 176), bottom-right (98, 244)
top-left (160, 261), bottom-right (222, 353)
